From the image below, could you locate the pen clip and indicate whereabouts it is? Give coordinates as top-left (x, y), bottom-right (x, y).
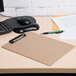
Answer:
top-left (9, 33), bottom-right (26, 44)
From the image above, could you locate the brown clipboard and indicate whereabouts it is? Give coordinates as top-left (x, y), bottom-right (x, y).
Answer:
top-left (2, 32), bottom-right (74, 66)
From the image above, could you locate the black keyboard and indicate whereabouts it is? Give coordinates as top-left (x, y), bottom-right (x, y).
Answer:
top-left (0, 16), bottom-right (37, 35)
top-left (0, 22), bottom-right (12, 35)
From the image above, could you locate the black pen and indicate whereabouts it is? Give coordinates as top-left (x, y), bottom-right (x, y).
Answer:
top-left (9, 34), bottom-right (26, 44)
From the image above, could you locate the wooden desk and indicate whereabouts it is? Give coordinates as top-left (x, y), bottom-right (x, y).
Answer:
top-left (0, 17), bottom-right (76, 73)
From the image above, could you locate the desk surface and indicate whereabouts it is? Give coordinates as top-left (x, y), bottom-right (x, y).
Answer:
top-left (0, 17), bottom-right (76, 73)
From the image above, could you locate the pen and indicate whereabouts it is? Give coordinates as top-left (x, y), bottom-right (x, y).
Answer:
top-left (41, 30), bottom-right (64, 35)
top-left (9, 34), bottom-right (26, 44)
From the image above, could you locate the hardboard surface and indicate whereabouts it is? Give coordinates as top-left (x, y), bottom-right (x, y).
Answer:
top-left (2, 32), bottom-right (74, 66)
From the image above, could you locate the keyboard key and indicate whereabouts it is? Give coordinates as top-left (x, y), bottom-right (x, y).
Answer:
top-left (0, 22), bottom-right (12, 35)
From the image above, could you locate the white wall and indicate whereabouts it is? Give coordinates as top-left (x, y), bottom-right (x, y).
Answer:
top-left (2, 0), bottom-right (76, 16)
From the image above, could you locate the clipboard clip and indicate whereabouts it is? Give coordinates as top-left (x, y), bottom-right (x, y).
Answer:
top-left (9, 23), bottom-right (39, 44)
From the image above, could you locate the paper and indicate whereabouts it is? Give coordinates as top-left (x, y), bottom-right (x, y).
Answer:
top-left (51, 15), bottom-right (76, 39)
top-left (52, 15), bottom-right (65, 31)
top-left (60, 27), bottom-right (76, 39)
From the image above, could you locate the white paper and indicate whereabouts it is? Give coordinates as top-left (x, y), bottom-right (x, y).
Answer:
top-left (60, 27), bottom-right (76, 39)
top-left (51, 15), bottom-right (76, 40)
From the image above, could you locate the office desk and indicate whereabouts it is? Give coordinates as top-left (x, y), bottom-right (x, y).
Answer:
top-left (0, 17), bottom-right (76, 73)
